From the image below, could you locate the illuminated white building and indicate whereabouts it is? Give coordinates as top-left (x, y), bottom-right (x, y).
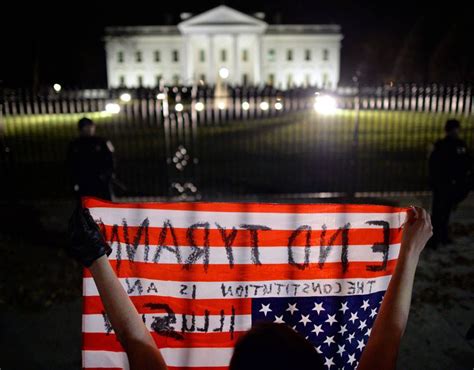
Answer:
top-left (105, 5), bottom-right (342, 89)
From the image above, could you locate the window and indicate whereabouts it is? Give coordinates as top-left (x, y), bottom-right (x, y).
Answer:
top-left (267, 73), bottom-right (275, 86)
top-left (199, 49), bottom-right (205, 62)
top-left (155, 75), bottom-right (162, 86)
top-left (172, 74), bottom-right (180, 85)
top-left (117, 51), bottom-right (124, 63)
top-left (267, 49), bottom-right (276, 62)
top-left (305, 74), bottom-right (311, 86)
top-left (220, 49), bottom-right (227, 62)
top-left (200, 74), bottom-right (206, 83)
top-left (242, 49), bottom-right (248, 62)
top-left (242, 73), bottom-right (248, 86)
top-left (137, 75), bottom-right (143, 86)
top-left (172, 50), bottom-right (179, 62)
top-left (118, 75), bottom-right (125, 86)
top-left (287, 74), bottom-right (293, 88)
top-left (322, 72), bottom-right (329, 87)
top-left (287, 49), bottom-right (293, 61)
top-left (154, 50), bottom-right (161, 62)
top-left (135, 51), bottom-right (142, 63)
top-left (323, 49), bottom-right (329, 61)
top-left (305, 49), bottom-right (311, 61)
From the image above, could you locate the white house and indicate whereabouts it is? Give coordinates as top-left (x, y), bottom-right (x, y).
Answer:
top-left (105, 5), bottom-right (342, 89)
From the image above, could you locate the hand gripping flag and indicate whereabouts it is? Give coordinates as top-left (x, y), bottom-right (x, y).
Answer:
top-left (82, 197), bottom-right (407, 370)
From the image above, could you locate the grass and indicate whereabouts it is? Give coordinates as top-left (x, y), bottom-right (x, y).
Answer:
top-left (2, 108), bottom-right (473, 197)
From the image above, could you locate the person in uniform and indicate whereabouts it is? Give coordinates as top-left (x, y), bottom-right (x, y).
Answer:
top-left (67, 117), bottom-right (115, 201)
top-left (428, 119), bottom-right (472, 247)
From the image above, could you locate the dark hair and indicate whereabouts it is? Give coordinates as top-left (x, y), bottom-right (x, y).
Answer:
top-left (229, 322), bottom-right (324, 370)
top-left (78, 117), bottom-right (94, 130)
top-left (445, 119), bottom-right (460, 133)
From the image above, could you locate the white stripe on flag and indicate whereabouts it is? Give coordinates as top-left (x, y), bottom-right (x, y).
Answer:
top-left (83, 348), bottom-right (234, 368)
top-left (89, 208), bottom-right (404, 230)
top-left (107, 243), bottom-right (401, 265)
top-left (83, 313), bottom-right (251, 334)
top-left (83, 275), bottom-right (392, 299)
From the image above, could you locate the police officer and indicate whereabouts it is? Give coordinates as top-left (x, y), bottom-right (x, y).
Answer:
top-left (428, 119), bottom-right (472, 248)
top-left (67, 117), bottom-right (115, 201)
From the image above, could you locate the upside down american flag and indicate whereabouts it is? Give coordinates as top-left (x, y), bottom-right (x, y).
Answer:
top-left (82, 197), bottom-right (407, 370)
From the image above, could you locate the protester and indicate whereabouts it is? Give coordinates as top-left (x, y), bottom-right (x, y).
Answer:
top-left (67, 117), bottom-right (115, 201)
top-left (67, 204), bottom-right (432, 370)
top-left (428, 119), bottom-right (472, 248)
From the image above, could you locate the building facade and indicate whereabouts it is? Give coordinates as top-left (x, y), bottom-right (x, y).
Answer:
top-left (105, 5), bottom-right (343, 89)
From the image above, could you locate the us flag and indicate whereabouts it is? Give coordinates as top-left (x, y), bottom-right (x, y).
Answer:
top-left (82, 197), bottom-right (406, 370)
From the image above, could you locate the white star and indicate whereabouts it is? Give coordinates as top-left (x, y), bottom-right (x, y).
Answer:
top-left (379, 295), bottom-right (384, 305)
top-left (357, 339), bottom-right (365, 351)
top-left (338, 324), bottom-right (348, 336)
top-left (292, 325), bottom-right (297, 331)
top-left (315, 345), bottom-right (322, 354)
top-left (324, 357), bottom-right (335, 369)
top-left (347, 353), bottom-right (356, 365)
top-left (325, 314), bottom-right (338, 326)
top-left (346, 332), bottom-right (355, 343)
top-left (369, 308), bottom-right (378, 319)
top-left (311, 324), bottom-right (324, 336)
top-left (286, 302), bottom-right (299, 315)
top-left (349, 311), bottom-right (358, 323)
top-left (259, 303), bottom-right (272, 316)
top-left (339, 301), bottom-right (349, 314)
top-left (358, 320), bottom-right (367, 331)
top-left (365, 327), bottom-right (372, 337)
top-left (361, 299), bottom-right (370, 311)
top-left (323, 335), bottom-right (335, 347)
top-left (336, 344), bottom-right (346, 356)
top-left (299, 314), bottom-right (311, 326)
top-left (312, 302), bottom-right (325, 315)
top-left (274, 315), bottom-right (285, 324)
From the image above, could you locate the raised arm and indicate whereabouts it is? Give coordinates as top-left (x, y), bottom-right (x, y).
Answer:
top-left (357, 206), bottom-right (432, 370)
top-left (68, 207), bottom-right (167, 370)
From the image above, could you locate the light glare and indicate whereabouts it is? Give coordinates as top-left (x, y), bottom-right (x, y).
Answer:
top-left (175, 103), bottom-right (184, 112)
top-left (314, 95), bottom-right (337, 114)
top-left (105, 103), bottom-right (120, 114)
top-left (156, 93), bottom-right (166, 100)
top-left (195, 102), bottom-right (205, 111)
top-left (120, 93), bottom-right (131, 102)
top-left (274, 102), bottom-right (283, 110)
top-left (53, 83), bottom-right (62, 92)
top-left (260, 101), bottom-right (269, 111)
top-left (219, 67), bottom-right (229, 79)
top-left (242, 101), bottom-right (250, 110)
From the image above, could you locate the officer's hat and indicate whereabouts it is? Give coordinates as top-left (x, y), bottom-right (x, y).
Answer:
top-left (78, 117), bottom-right (94, 130)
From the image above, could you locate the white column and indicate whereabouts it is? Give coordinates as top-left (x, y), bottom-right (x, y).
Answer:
top-left (233, 34), bottom-right (239, 85)
top-left (254, 34), bottom-right (262, 85)
top-left (208, 34), bottom-right (215, 85)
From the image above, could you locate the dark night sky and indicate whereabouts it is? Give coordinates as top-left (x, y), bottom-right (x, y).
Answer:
top-left (1, 0), bottom-right (472, 88)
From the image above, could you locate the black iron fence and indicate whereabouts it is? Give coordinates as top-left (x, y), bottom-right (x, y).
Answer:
top-left (1, 84), bottom-right (473, 200)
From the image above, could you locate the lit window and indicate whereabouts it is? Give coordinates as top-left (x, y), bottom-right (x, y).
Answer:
top-left (221, 49), bottom-right (227, 62)
top-left (200, 74), bottom-right (206, 83)
top-left (268, 49), bottom-right (276, 62)
top-left (119, 75), bottom-right (125, 86)
top-left (242, 49), bottom-right (248, 62)
top-left (199, 49), bottom-right (205, 62)
top-left (305, 49), bottom-right (311, 61)
top-left (155, 75), bottom-right (162, 86)
top-left (117, 51), bottom-right (124, 63)
top-left (172, 74), bottom-right (180, 85)
top-left (267, 74), bottom-right (275, 86)
top-left (172, 50), bottom-right (179, 62)
top-left (154, 50), bottom-right (160, 62)
top-left (137, 75), bottom-right (143, 86)
top-left (287, 49), bottom-right (293, 61)
top-left (136, 51), bottom-right (142, 63)
top-left (323, 49), bottom-right (329, 61)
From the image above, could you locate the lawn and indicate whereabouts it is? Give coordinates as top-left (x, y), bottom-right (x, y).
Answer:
top-left (2, 108), bottom-right (473, 198)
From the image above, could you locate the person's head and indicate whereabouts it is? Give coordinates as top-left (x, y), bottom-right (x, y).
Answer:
top-left (78, 117), bottom-right (95, 137)
top-left (445, 119), bottom-right (460, 138)
top-left (229, 322), bottom-right (324, 370)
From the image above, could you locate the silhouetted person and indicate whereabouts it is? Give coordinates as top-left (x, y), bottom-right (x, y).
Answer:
top-left (67, 117), bottom-right (115, 201)
top-left (428, 119), bottom-right (472, 247)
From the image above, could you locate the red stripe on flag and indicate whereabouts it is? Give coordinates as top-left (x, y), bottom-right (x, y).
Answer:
top-left (83, 332), bottom-right (243, 350)
top-left (83, 197), bottom-right (408, 214)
